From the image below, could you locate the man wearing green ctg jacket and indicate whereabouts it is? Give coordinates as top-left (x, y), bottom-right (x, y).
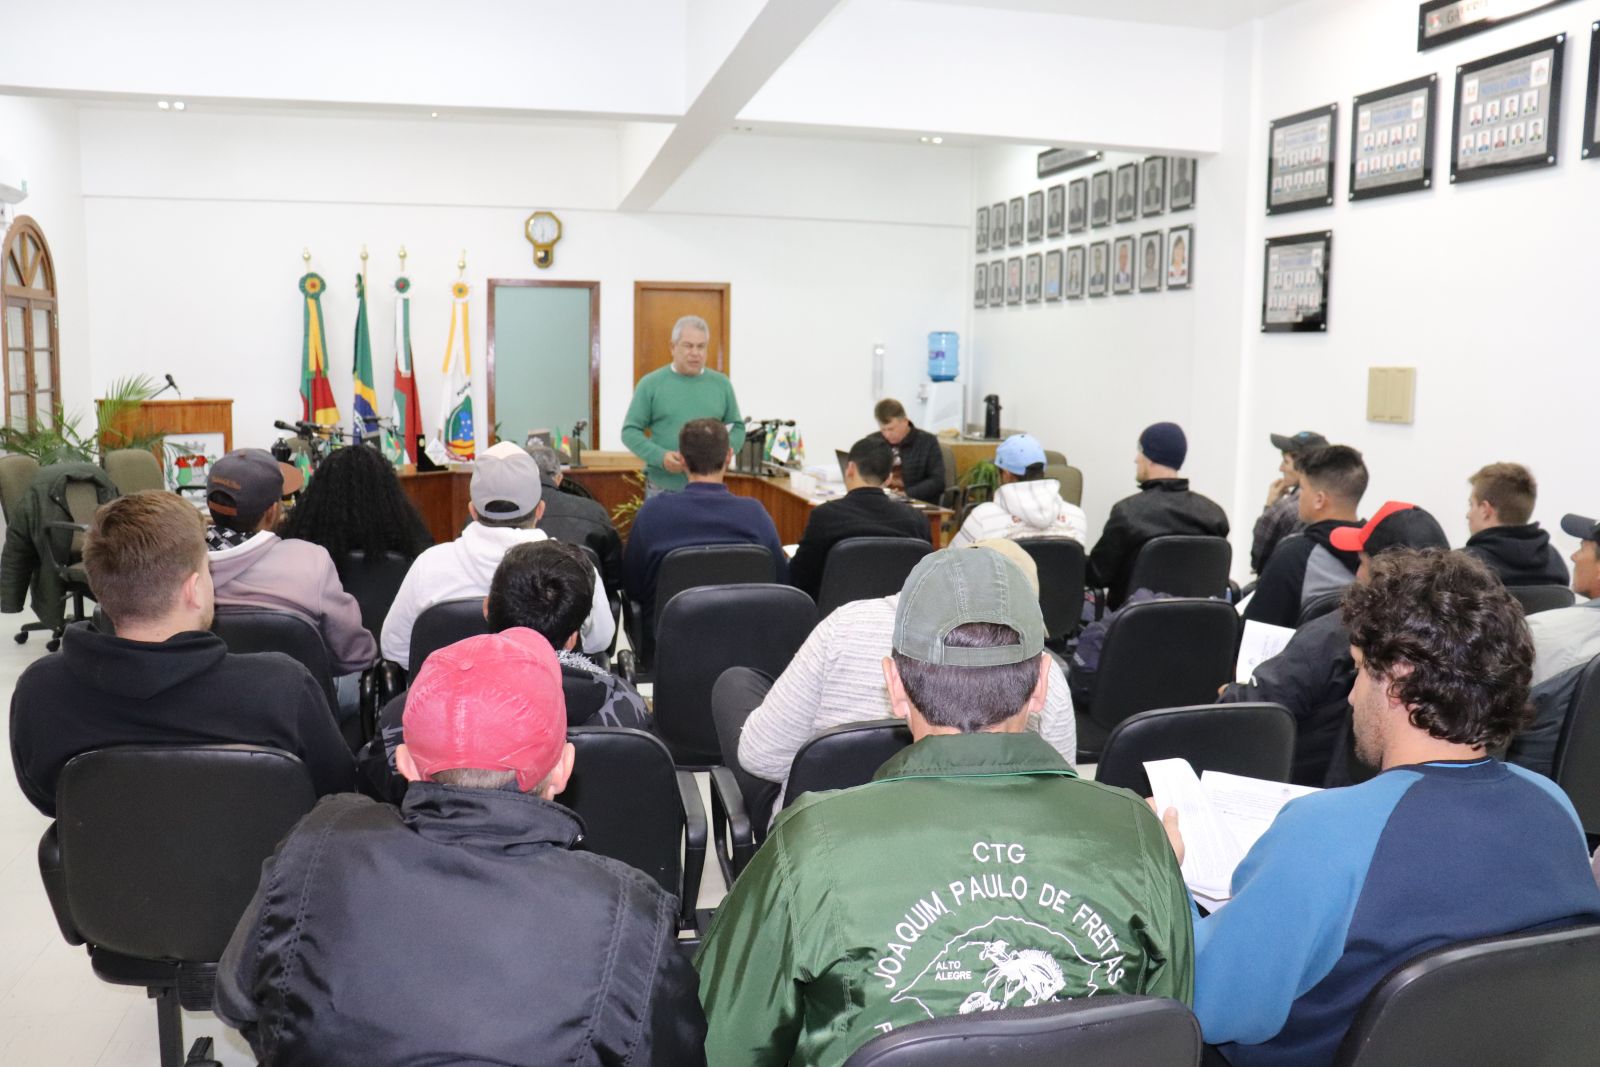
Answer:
top-left (621, 315), bottom-right (744, 493)
top-left (695, 548), bottom-right (1194, 1067)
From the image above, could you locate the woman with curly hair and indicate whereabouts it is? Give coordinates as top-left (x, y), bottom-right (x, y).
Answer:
top-left (278, 443), bottom-right (433, 561)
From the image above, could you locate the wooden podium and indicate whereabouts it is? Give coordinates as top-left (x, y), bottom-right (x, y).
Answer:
top-left (96, 398), bottom-right (233, 454)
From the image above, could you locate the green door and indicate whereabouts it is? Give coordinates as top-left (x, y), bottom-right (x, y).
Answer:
top-left (490, 282), bottom-right (596, 447)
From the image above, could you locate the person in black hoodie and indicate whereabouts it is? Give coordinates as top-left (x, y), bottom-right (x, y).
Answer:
top-left (1463, 462), bottom-right (1568, 588)
top-left (9, 492), bottom-right (353, 816)
top-left (1243, 445), bottom-right (1367, 629)
top-left (789, 434), bottom-right (930, 598)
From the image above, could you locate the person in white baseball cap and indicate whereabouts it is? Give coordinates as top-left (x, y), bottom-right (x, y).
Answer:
top-left (950, 433), bottom-right (1086, 548)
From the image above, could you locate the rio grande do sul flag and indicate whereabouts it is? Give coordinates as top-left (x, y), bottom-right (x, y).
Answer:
top-left (298, 273), bottom-right (339, 426)
top-left (351, 273), bottom-right (380, 442)
top-left (391, 275), bottom-right (424, 463)
top-left (438, 280), bottom-right (475, 461)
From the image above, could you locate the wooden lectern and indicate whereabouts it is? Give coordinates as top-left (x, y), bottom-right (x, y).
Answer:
top-left (96, 398), bottom-right (233, 454)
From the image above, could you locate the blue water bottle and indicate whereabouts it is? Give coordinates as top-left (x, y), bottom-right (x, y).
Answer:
top-left (927, 331), bottom-right (960, 381)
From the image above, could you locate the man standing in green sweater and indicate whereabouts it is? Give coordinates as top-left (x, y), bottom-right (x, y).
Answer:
top-left (622, 315), bottom-right (745, 493)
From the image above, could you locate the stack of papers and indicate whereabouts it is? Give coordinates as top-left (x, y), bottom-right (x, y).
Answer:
top-left (1144, 758), bottom-right (1319, 910)
top-left (1235, 620), bottom-right (1295, 684)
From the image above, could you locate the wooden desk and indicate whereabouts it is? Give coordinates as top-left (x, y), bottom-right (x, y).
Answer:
top-left (398, 468), bottom-right (472, 545)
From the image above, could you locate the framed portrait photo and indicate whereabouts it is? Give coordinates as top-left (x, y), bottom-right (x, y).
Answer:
top-left (975, 206), bottom-right (990, 253)
top-left (1140, 156), bottom-right (1167, 217)
top-left (1067, 177), bottom-right (1089, 233)
top-left (1044, 249), bottom-right (1064, 302)
top-left (1166, 225), bottom-right (1193, 290)
top-left (1451, 34), bottom-right (1566, 184)
top-left (1350, 74), bottom-right (1436, 201)
top-left (1005, 256), bottom-right (1023, 305)
top-left (974, 263), bottom-right (988, 308)
top-left (1586, 21), bottom-right (1600, 160)
top-left (1169, 157), bottom-right (1197, 212)
top-left (1089, 170), bottom-right (1113, 228)
top-left (1008, 197), bottom-right (1026, 246)
top-left (1065, 245), bottom-right (1086, 300)
top-left (1046, 184), bottom-right (1066, 238)
top-left (1261, 230), bottom-right (1332, 333)
top-left (1113, 163), bottom-right (1139, 223)
top-left (988, 259), bottom-right (1005, 305)
top-left (1087, 240), bottom-right (1110, 297)
top-left (1111, 235), bottom-right (1136, 295)
top-left (1268, 102), bottom-right (1338, 214)
top-left (990, 203), bottom-right (1007, 249)
top-left (1026, 190), bottom-right (1045, 241)
top-left (1137, 231), bottom-right (1164, 293)
top-left (1024, 252), bottom-right (1043, 303)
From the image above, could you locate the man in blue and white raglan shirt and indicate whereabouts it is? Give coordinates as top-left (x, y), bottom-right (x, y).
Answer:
top-left (1155, 547), bottom-right (1600, 1067)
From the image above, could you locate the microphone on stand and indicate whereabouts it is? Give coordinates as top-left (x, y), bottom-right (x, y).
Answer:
top-left (150, 374), bottom-right (181, 400)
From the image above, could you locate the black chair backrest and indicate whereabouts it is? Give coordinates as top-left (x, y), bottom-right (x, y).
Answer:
top-left (408, 597), bottom-right (491, 674)
top-left (1091, 599), bottom-right (1239, 734)
top-left (56, 745), bottom-right (316, 962)
top-left (1015, 537), bottom-right (1087, 641)
top-left (335, 549), bottom-right (414, 638)
top-left (563, 727), bottom-right (684, 899)
top-left (211, 607), bottom-right (337, 708)
top-left (816, 537), bottom-right (934, 617)
top-left (842, 994), bottom-right (1201, 1067)
top-left (711, 668), bottom-right (781, 836)
top-left (1126, 536), bottom-right (1233, 600)
top-left (1508, 584), bottom-right (1577, 615)
top-left (1297, 589), bottom-right (1345, 627)
top-left (785, 719), bottom-right (913, 807)
top-left (1552, 655), bottom-right (1600, 838)
top-left (654, 584), bottom-right (818, 765)
top-left (1332, 924), bottom-right (1600, 1067)
top-left (561, 664), bottom-right (608, 726)
top-left (653, 543), bottom-right (775, 629)
top-left (1096, 703), bottom-right (1296, 796)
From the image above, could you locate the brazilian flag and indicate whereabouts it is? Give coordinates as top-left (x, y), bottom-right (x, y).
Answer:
top-left (351, 274), bottom-right (379, 443)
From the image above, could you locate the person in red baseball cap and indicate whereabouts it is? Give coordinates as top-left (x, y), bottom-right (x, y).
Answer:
top-left (216, 628), bottom-right (707, 1066)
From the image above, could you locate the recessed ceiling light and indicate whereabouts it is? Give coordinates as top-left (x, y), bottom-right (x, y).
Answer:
top-left (919, 136), bottom-right (930, 143)
top-left (430, 111), bottom-right (439, 119)
top-left (931, 136), bottom-right (943, 144)
top-left (173, 101), bottom-right (186, 111)
top-left (157, 100), bottom-right (170, 110)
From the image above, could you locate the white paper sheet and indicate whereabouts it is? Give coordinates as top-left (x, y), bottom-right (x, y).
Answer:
top-left (1235, 620), bottom-right (1296, 683)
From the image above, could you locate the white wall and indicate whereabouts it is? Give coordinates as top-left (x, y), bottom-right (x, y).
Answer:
top-left (1239, 0), bottom-right (1600, 563)
top-left (74, 109), bottom-right (972, 462)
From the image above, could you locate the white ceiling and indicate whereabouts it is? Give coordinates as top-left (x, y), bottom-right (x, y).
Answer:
top-left (919, 0), bottom-right (1307, 30)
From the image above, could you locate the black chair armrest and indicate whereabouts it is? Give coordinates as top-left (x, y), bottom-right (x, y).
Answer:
top-left (37, 824), bottom-right (84, 946)
top-left (615, 649), bottom-right (637, 686)
top-left (42, 520), bottom-right (90, 575)
top-left (676, 770), bottom-right (707, 930)
top-left (358, 667), bottom-right (379, 743)
top-left (709, 765), bottom-right (756, 886)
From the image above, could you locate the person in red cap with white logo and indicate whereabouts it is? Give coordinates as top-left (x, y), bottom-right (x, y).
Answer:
top-left (216, 628), bottom-right (706, 1066)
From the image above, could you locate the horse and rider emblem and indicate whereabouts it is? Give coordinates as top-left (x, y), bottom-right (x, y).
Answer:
top-left (956, 939), bottom-right (1067, 1013)
top-left (891, 915), bottom-right (1108, 1021)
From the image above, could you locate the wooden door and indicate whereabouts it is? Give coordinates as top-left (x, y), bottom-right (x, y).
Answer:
top-left (633, 281), bottom-right (730, 384)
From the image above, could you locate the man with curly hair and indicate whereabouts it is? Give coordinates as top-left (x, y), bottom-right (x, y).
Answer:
top-left (1162, 548), bottom-right (1600, 1067)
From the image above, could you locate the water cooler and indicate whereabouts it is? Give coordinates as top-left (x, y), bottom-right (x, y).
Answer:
top-left (917, 331), bottom-right (965, 433)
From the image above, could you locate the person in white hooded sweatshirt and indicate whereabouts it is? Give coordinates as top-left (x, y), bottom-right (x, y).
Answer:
top-left (951, 434), bottom-right (1087, 548)
top-left (380, 443), bottom-right (614, 669)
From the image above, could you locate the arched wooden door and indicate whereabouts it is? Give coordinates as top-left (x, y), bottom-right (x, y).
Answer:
top-left (1, 217), bottom-right (61, 431)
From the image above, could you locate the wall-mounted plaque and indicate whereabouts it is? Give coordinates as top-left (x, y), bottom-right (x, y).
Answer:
top-left (1268, 103), bottom-right (1337, 214)
top-left (1044, 249), bottom-right (1064, 302)
top-left (1351, 74), bottom-right (1437, 200)
top-left (1037, 147), bottom-right (1103, 178)
top-left (1008, 197), bottom-right (1025, 246)
top-left (1087, 240), bottom-right (1109, 297)
top-left (1113, 163), bottom-right (1139, 223)
top-left (1138, 231), bottom-right (1164, 293)
top-left (1169, 157), bottom-right (1197, 212)
top-left (1418, 0), bottom-right (1576, 52)
top-left (1583, 21), bottom-right (1600, 160)
top-left (1065, 246), bottom-right (1086, 299)
top-left (1262, 231), bottom-right (1332, 333)
top-left (1089, 170), bottom-right (1112, 228)
top-left (988, 259), bottom-right (1004, 305)
top-left (1140, 156), bottom-right (1167, 217)
top-left (1046, 184), bottom-right (1065, 238)
top-left (1026, 190), bottom-right (1044, 242)
top-left (974, 264), bottom-right (987, 309)
top-left (975, 206), bottom-right (989, 253)
top-left (1451, 34), bottom-right (1565, 183)
top-left (1111, 235), bottom-right (1136, 295)
top-left (1067, 177), bottom-right (1089, 233)
top-left (1024, 252), bottom-right (1043, 303)
top-left (1167, 225), bottom-right (1193, 290)
top-left (1005, 256), bottom-right (1023, 304)
top-left (990, 203), bottom-right (1007, 249)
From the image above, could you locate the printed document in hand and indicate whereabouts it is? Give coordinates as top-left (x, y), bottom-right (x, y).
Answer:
top-left (1236, 620), bottom-right (1295, 684)
top-left (1145, 758), bottom-right (1319, 907)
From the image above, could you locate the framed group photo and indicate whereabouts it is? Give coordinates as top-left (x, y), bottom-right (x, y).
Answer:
top-left (988, 260), bottom-right (1005, 305)
top-left (975, 206), bottom-right (990, 253)
top-left (1113, 163), bottom-right (1139, 223)
top-left (1268, 102), bottom-right (1338, 214)
top-left (1138, 231), bottom-right (1164, 293)
top-left (1008, 196), bottom-right (1025, 246)
top-left (1140, 156), bottom-right (1167, 217)
top-left (990, 203), bottom-right (1007, 250)
top-left (1111, 234), bottom-right (1136, 294)
top-left (1044, 249), bottom-right (1064, 301)
top-left (1452, 34), bottom-right (1566, 183)
top-left (1350, 74), bottom-right (1436, 200)
top-left (1090, 170), bottom-right (1113, 228)
top-left (1068, 177), bottom-right (1089, 233)
top-left (1026, 190), bottom-right (1045, 241)
top-left (974, 263), bottom-right (987, 308)
top-left (1046, 184), bottom-right (1065, 237)
top-left (1169, 157), bottom-right (1197, 211)
top-left (1167, 225), bottom-right (1193, 290)
top-left (1087, 240), bottom-right (1110, 297)
top-left (1262, 230), bottom-right (1333, 333)
top-left (1065, 245), bottom-right (1086, 299)
top-left (1005, 256), bottom-right (1023, 305)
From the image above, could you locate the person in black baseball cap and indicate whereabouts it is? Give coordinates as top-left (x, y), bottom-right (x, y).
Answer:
top-left (1252, 430), bottom-right (1330, 574)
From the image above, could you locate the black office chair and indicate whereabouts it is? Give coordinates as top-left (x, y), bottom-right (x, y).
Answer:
top-left (211, 606), bottom-right (338, 710)
top-left (842, 995), bottom-right (1201, 1067)
top-left (1507, 583), bottom-right (1577, 615)
top-left (1076, 599), bottom-right (1238, 763)
top-left (335, 549), bottom-right (414, 638)
top-left (708, 668), bottom-right (782, 885)
top-left (562, 665), bottom-right (609, 724)
top-left (1296, 589), bottom-right (1345, 627)
top-left (1552, 655), bottom-right (1600, 844)
top-left (1015, 537), bottom-right (1087, 644)
top-left (38, 745), bottom-right (317, 1067)
top-left (563, 727), bottom-right (707, 930)
top-left (1125, 536), bottom-right (1233, 600)
top-left (815, 537), bottom-right (934, 617)
top-left (1332, 925), bottom-right (1600, 1067)
top-left (39, 472), bottom-right (112, 651)
top-left (624, 542), bottom-right (777, 677)
top-left (1095, 703), bottom-right (1295, 797)
top-left (407, 596), bottom-right (491, 675)
top-left (653, 584), bottom-right (817, 766)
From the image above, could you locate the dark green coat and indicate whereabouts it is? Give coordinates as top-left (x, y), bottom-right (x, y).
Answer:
top-left (1, 462), bottom-right (119, 628)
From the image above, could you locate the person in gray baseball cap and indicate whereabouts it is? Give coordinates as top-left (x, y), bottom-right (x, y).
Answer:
top-left (695, 547), bottom-right (1194, 1067)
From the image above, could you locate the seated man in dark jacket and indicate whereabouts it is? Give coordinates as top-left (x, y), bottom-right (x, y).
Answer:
top-left (9, 492), bottom-right (354, 815)
top-left (528, 442), bottom-right (624, 599)
top-left (217, 628), bottom-right (706, 1066)
top-left (1243, 444), bottom-right (1366, 628)
top-left (789, 434), bottom-right (930, 598)
top-left (1220, 502), bottom-right (1450, 785)
top-left (874, 397), bottom-right (946, 504)
top-left (1087, 421), bottom-right (1230, 609)
top-left (1462, 462), bottom-right (1568, 588)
